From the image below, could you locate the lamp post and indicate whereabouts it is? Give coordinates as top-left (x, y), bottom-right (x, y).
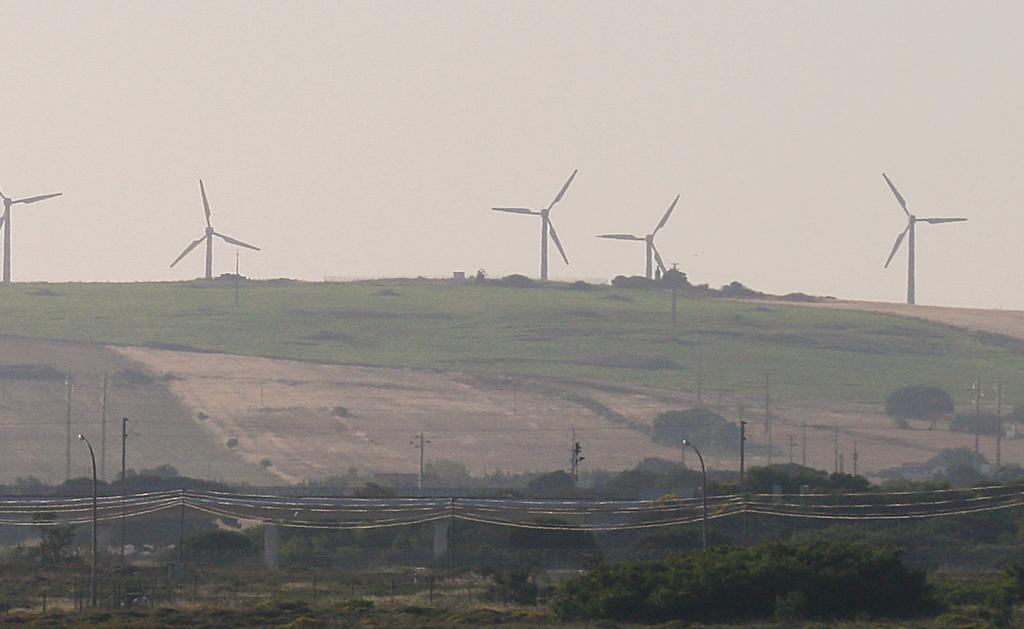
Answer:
top-left (78, 434), bottom-right (98, 607)
top-left (681, 438), bottom-right (708, 550)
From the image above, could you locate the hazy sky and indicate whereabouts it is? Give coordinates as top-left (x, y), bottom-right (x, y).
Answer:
top-left (1, 1), bottom-right (1022, 308)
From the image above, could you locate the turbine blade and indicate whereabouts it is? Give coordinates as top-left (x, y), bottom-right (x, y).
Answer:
top-left (652, 242), bottom-right (667, 273)
top-left (13, 192), bottom-right (62, 205)
top-left (919, 217), bottom-right (967, 224)
top-left (491, 207), bottom-right (538, 215)
top-left (884, 227), bottom-right (909, 269)
top-left (654, 194), bottom-right (680, 233)
top-left (200, 179), bottom-right (212, 227)
top-left (547, 169), bottom-right (577, 210)
top-left (170, 236), bottom-right (206, 268)
top-left (596, 233), bottom-right (645, 241)
top-left (0, 213), bottom-right (6, 231)
top-left (215, 232), bottom-right (260, 251)
top-left (882, 173), bottom-right (909, 215)
top-left (548, 222), bottom-right (569, 265)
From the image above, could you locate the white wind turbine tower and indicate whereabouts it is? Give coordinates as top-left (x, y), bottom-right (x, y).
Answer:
top-left (881, 173), bottom-right (967, 305)
top-left (491, 170), bottom-right (577, 280)
top-left (0, 187), bottom-right (62, 283)
top-left (170, 180), bottom-right (260, 279)
top-left (597, 195), bottom-right (679, 280)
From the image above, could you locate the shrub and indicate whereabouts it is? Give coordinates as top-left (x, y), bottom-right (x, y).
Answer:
top-left (885, 385), bottom-right (954, 421)
top-left (650, 408), bottom-right (740, 453)
top-left (552, 541), bottom-right (931, 623)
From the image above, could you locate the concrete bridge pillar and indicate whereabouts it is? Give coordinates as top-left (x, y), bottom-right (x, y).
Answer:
top-left (263, 524), bottom-right (279, 569)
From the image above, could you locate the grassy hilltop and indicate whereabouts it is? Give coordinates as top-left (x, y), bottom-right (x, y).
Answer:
top-left (0, 279), bottom-right (1019, 407)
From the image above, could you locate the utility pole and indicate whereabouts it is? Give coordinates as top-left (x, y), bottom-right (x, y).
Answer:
top-left (974, 378), bottom-right (982, 454)
top-left (852, 442), bottom-right (859, 476)
top-left (570, 428), bottom-right (584, 486)
top-left (410, 432), bottom-right (430, 496)
top-left (764, 373), bottom-right (772, 465)
top-left (739, 419), bottom-right (747, 489)
top-left (121, 417), bottom-right (128, 565)
top-left (787, 434), bottom-right (795, 464)
top-left (100, 375), bottom-right (108, 481)
top-left (64, 378), bottom-right (72, 481)
top-left (739, 414), bottom-right (748, 547)
top-left (801, 422), bottom-right (807, 467)
top-left (833, 425), bottom-right (839, 474)
top-left (996, 379), bottom-right (1003, 466)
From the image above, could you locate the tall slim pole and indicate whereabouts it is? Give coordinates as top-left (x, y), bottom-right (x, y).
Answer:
top-left (801, 422), bottom-right (807, 467)
top-left (788, 434), bottom-right (795, 463)
top-left (645, 238), bottom-right (653, 280)
top-left (100, 375), bottom-right (108, 481)
top-left (78, 435), bottom-right (97, 607)
top-left (65, 378), bottom-right (72, 480)
top-left (740, 415), bottom-right (747, 546)
top-left (410, 432), bottom-right (429, 496)
top-left (121, 417), bottom-right (128, 565)
top-left (682, 440), bottom-right (707, 551)
top-left (833, 425), bottom-right (839, 474)
top-left (739, 420), bottom-right (746, 489)
top-left (997, 379), bottom-right (1003, 466)
top-left (852, 442), bottom-right (859, 476)
top-left (764, 373), bottom-right (772, 465)
top-left (570, 427), bottom-right (576, 482)
top-left (205, 233), bottom-right (213, 280)
top-left (907, 219), bottom-right (916, 305)
top-left (974, 378), bottom-right (982, 454)
top-left (540, 212), bottom-right (549, 280)
top-left (2, 202), bottom-right (10, 283)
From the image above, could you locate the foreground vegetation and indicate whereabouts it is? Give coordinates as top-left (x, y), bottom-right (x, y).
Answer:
top-left (0, 279), bottom-right (1022, 406)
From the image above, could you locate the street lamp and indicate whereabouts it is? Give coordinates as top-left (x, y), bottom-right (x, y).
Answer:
top-left (681, 438), bottom-right (708, 551)
top-left (78, 434), bottom-right (98, 606)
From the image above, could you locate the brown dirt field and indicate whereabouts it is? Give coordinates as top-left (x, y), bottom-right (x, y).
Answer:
top-left (113, 343), bottom-right (1014, 483)
top-left (0, 337), bottom-right (275, 485)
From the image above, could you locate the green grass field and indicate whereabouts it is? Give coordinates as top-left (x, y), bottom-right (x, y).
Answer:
top-left (0, 280), bottom-right (1019, 407)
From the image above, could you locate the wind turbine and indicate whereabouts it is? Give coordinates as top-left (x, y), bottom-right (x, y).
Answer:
top-left (881, 173), bottom-right (966, 305)
top-left (491, 169), bottom-right (577, 280)
top-left (597, 195), bottom-right (680, 280)
top-left (0, 187), bottom-right (62, 284)
top-left (170, 179), bottom-right (260, 279)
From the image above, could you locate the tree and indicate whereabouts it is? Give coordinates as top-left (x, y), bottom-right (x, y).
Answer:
top-left (650, 408), bottom-right (740, 453)
top-left (885, 385), bottom-right (953, 426)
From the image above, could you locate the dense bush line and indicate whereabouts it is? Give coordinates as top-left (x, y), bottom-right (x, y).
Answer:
top-left (552, 540), bottom-right (932, 623)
